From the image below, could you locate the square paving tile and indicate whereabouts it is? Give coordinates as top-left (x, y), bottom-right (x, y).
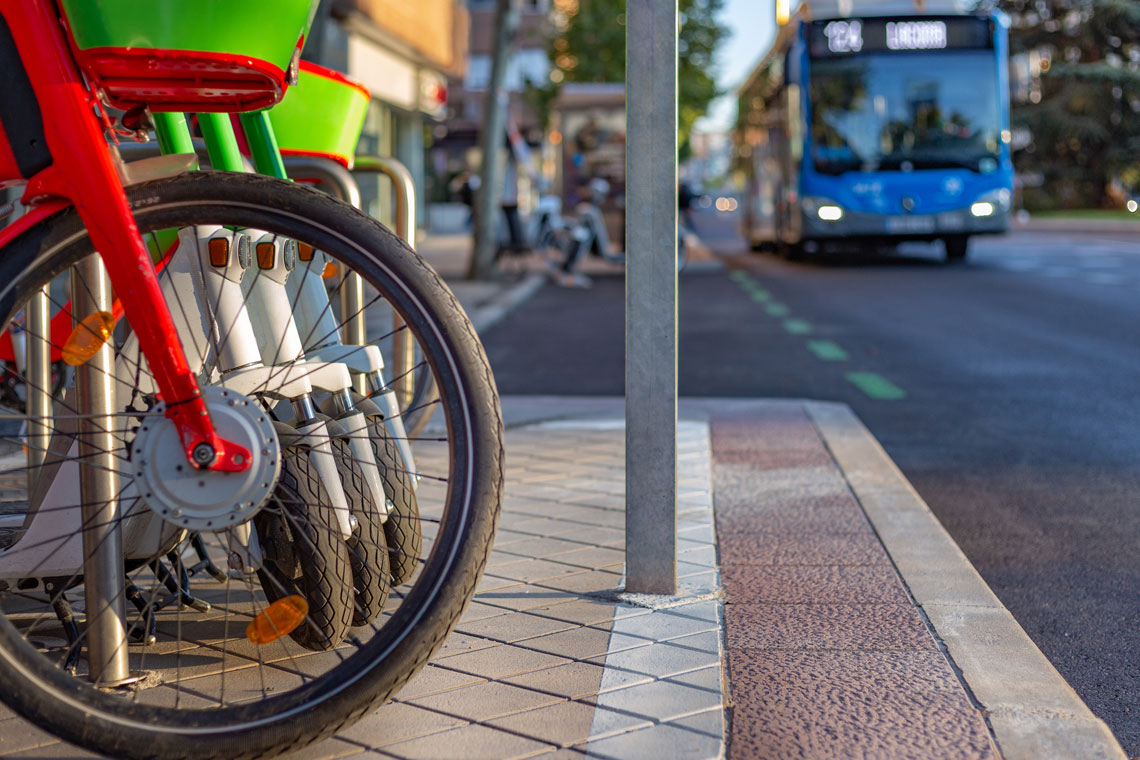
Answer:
top-left (534, 570), bottom-right (622, 595)
top-left (495, 537), bottom-right (589, 559)
top-left (487, 700), bottom-right (649, 747)
top-left (665, 664), bottom-right (723, 692)
top-left (434, 643), bottom-right (571, 680)
top-left (487, 559), bottom-right (591, 584)
top-left (475, 586), bottom-right (579, 612)
top-left (546, 546), bottom-right (625, 571)
top-left (587, 641), bottom-right (719, 680)
top-left (456, 611), bottom-right (578, 644)
top-left (669, 707), bottom-right (726, 738)
top-left (587, 679), bottom-right (722, 723)
top-left (584, 721), bottom-right (721, 760)
top-left (517, 624), bottom-right (635, 660)
top-left (431, 631), bottom-right (499, 659)
top-left (520, 599), bottom-right (634, 627)
top-left (458, 602), bottom-right (513, 624)
top-left (380, 723), bottom-right (554, 760)
top-left (0, 718), bottom-right (61, 755)
top-left (665, 630), bottom-right (721, 656)
top-left (659, 600), bottom-right (721, 624)
top-left (336, 702), bottom-right (467, 749)
top-left (610, 610), bottom-right (719, 643)
top-left (503, 660), bottom-right (650, 699)
top-left (408, 681), bottom-right (565, 723)
top-left (394, 664), bottom-right (486, 701)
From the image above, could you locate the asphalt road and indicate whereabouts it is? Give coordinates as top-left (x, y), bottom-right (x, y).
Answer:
top-left (481, 208), bottom-right (1140, 754)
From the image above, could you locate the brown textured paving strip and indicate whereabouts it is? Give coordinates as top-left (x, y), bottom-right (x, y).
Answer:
top-left (713, 447), bottom-right (837, 468)
top-left (728, 651), bottom-right (998, 759)
top-left (712, 406), bottom-right (999, 759)
top-left (725, 603), bottom-right (936, 650)
top-left (714, 504), bottom-right (875, 536)
top-left (721, 564), bottom-right (912, 603)
top-left (718, 532), bottom-right (889, 566)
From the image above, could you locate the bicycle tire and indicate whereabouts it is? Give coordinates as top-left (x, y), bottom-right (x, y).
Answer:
top-left (327, 422), bottom-right (391, 625)
top-left (353, 394), bottom-right (421, 586)
top-left (0, 171), bottom-right (503, 760)
top-left (255, 438), bottom-right (354, 651)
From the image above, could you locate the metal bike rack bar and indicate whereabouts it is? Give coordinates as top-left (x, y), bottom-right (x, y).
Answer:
top-left (625, 0), bottom-right (679, 594)
top-left (26, 286), bottom-right (51, 489)
top-left (72, 255), bottom-right (131, 685)
top-left (353, 155), bottom-right (417, 411)
top-left (282, 154), bottom-right (419, 407)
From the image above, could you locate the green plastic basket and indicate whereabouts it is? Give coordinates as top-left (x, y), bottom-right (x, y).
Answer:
top-left (60, 0), bottom-right (319, 112)
top-left (267, 62), bottom-right (371, 168)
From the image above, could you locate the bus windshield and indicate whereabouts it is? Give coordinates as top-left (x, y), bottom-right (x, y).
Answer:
top-left (809, 51), bottom-right (1000, 175)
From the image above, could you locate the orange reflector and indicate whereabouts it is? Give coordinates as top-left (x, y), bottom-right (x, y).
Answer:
top-left (246, 595), bottom-right (308, 645)
top-left (208, 238), bottom-right (229, 267)
top-left (297, 242), bottom-right (315, 261)
top-left (61, 311), bottom-right (114, 366)
top-left (321, 262), bottom-right (338, 279)
top-left (256, 242), bottom-right (275, 270)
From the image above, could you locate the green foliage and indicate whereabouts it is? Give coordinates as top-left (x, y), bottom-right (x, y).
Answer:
top-left (537, 0), bottom-right (728, 153)
top-left (996, 0), bottom-right (1140, 208)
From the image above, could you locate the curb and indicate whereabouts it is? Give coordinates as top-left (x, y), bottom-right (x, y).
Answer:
top-left (804, 401), bottom-right (1127, 760)
top-left (464, 272), bottom-right (546, 335)
top-left (1014, 219), bottom-right (1140, 235)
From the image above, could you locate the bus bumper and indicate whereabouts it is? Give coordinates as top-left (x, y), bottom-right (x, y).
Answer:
top-left (802, 207), bottom-right (1010, 241)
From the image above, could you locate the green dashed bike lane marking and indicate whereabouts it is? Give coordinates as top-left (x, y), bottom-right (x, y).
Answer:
top-left (806, 340), bottom-right (848, 361)
top-left (730, 269), bottom-right (906, 400)
top-left (846, 372), bottom-right (907, 400)
top-left (783, 318), bottom-right (812, 335)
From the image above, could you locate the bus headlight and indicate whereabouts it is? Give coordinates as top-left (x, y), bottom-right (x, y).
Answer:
top-left (970, 188), bottom-right (1011, 218)
top-left (818, 205), bottom-right (844, 221)
top-left (803, 196), bottom-right (844, 222)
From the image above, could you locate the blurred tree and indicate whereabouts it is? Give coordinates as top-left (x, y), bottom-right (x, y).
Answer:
top-left (535, 0), bottom-right (728, 155)
top-left (995, 0), bottom-right (1140, 208)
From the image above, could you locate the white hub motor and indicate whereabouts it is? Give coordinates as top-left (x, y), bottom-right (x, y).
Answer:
top-left (132, 387), bottom-right (280, 531)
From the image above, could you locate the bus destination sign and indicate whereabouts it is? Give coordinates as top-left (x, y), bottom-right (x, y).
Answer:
top-left (809, 16), bottom-right (992, 57)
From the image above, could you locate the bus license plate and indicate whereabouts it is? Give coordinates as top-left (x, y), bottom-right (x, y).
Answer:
top-left (886, 216), bottom-right (936, 234)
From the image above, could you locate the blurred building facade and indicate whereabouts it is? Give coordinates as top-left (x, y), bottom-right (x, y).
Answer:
top-left (304, 0), bottom-right (470, 229)
top-left (429, 0), bottom-right (556, 232)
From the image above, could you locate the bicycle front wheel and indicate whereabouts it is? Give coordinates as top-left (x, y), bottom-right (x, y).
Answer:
top-left (0, 172), bottom-right (502, 760)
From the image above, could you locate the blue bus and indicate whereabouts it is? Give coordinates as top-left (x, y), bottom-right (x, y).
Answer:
top-left (735, 6), bottom-right (1013, 261)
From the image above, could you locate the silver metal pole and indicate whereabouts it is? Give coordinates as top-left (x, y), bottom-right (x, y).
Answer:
top-left (72, 255), bottom-right (131, 685)
top-left (352, 155), bottom-right (418, 409)
top-left (26, 286), bottom-right (51, 491)
top-left (625, 0), bottom-right (678, 594)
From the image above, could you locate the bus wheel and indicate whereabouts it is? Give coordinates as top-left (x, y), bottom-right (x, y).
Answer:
top-left (781, 242), bottom-right (805, 261)
top-left (945, 236), bottom-right (970, 262)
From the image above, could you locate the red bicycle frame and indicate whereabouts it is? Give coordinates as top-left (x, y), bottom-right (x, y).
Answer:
top-left (0, 1), bottom-right (249, 472)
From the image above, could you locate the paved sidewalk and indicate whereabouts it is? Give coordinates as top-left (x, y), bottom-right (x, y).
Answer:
top-left (1, 396), bottom-right (1125, 759)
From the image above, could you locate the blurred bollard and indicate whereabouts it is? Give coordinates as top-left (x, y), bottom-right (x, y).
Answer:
top-left (625, 0), bottom-right (678, 595)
